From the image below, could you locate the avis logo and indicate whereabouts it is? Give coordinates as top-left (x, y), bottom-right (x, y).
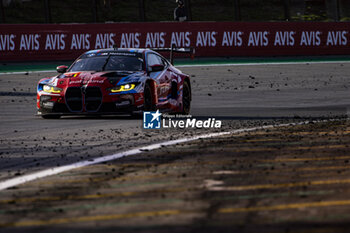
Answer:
top-left (143, 110), bottom-right (161, 129)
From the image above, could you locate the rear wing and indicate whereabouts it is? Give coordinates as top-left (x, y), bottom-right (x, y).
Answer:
top-left (152, 46), bottom-right (195, 65)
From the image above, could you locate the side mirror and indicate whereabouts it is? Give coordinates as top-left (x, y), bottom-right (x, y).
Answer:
top-left (57, 65), bottom-right (68, 73)
top-left (148, 64), bottom-right (164, 74)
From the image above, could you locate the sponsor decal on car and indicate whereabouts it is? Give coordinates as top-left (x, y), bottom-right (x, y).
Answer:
top-left (68, 79), bottom-right (104, 85)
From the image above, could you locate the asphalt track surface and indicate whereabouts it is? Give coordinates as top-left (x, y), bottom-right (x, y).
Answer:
top-left (0, 62), bottom-right (350, 232)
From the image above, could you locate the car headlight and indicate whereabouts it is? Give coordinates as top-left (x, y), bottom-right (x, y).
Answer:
top-left (109, 84), bottom-right (136, 93)
top-left (43, 85), bottom-right (62, 94)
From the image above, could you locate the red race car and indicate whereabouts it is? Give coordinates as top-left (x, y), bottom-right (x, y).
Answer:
top-left (37, 47), bottom-right (192, 119)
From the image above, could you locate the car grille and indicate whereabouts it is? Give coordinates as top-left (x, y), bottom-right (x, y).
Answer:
top-left (65, 87), bottom-right (83, 112)
top-left (65, 87), bottom-right (102, 112)
top-left (85, 87), bottom-right (102, 112)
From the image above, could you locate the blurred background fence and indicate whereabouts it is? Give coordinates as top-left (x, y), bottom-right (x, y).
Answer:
top-left (0, 0), bottom-right (349, 24)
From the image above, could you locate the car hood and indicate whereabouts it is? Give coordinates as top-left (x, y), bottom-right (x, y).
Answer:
top-left (44, 71), bottom-right (145, 87)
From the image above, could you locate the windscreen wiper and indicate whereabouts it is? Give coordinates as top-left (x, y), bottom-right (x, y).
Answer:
top-left (99, 54), bottom-right (112, 71)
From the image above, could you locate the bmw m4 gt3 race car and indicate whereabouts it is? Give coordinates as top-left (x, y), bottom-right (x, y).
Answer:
top-left (37, 48), bottom-right (192, 119)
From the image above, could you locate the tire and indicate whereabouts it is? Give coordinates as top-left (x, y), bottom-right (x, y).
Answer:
top-left (41, 114), bottom-right (61, 119)
top-left (182, 81), bottom-right (191, 115)
top-left (143, 82), bottom-right (155, 111)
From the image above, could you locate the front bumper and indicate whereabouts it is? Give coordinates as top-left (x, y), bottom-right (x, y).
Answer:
top-left (38, 92), bottom-right (142, 116)
top-left (37, 103), bottom-right (139, 116)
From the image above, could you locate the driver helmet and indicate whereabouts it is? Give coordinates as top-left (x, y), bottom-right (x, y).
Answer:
top-left (176, 0), bottom-right (184, 6)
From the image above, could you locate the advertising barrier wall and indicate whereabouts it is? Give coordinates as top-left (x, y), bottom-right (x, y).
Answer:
top-left (0, 22), bottom-right (349, 61)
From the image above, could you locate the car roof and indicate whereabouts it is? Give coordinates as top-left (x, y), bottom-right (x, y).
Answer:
top-left (83, 48), bottom-right (155, 55)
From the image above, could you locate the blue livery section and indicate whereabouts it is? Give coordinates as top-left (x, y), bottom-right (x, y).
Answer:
top-left (116, 72), bottom-right (144, 86)
top-left (108, 89), bottom-right (138, 95)
top-left (85, 49), bottom-right (100, 54)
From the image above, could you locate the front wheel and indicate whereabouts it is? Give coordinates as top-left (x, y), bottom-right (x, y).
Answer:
top-left (182, 81), bottom-right (191, 115)
top-left (143, 83), bottom-right (156, 111)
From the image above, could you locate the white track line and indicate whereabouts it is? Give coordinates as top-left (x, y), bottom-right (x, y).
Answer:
top-left (1, 60), bottom-right (350, 75)
top-left (0, 119), bottom-right (332, 191)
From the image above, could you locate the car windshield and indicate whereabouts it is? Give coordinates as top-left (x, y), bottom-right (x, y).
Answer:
top-left (69, 55), bottom-right (143, 72)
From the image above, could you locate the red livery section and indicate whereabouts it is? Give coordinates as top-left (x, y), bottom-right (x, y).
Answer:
top-left (0, 22), bottom-right (350, 61)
